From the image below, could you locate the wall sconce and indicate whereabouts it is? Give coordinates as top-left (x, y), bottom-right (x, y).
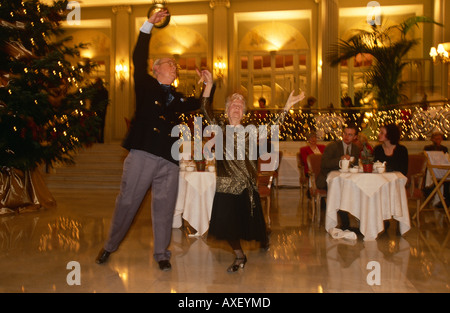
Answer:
top-left (214, 57), bottom-right (226, 86)
top-left (115, 60), bottom-right (129, 90)
top-left (430, 43), bottom-right (450, 64)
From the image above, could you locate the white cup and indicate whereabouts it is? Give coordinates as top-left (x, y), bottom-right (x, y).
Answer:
top-left (207, 166), bottom-right (215, 172)
top-left (339, 159), bottom-right (350, 171)
top-left (377, 167), bottom-right (385, 173)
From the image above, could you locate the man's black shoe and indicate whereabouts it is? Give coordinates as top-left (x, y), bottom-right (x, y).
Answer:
top-left (158, 260), bottom-right (172, 271)
top-left (95, 248), bottom-right (111, 264)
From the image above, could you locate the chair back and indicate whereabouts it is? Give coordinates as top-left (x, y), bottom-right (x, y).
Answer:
top-left (407, 154), bottom-right (427, 187)
top-left (296, 152), bottom-right (308, 185)
top-left (306, 154), bottom-right (323, 192)
top-left (257, 172), bottom-right (274, 198)
top-left (306, 154), bottom-right (322, 178)
top-left (258, 152), bottom-right (282, 172)
top-left (124, 117), bottom-right (131, 131)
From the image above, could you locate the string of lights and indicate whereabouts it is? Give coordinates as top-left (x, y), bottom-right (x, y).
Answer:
top-left (178, 104), bottom-right (450, 142)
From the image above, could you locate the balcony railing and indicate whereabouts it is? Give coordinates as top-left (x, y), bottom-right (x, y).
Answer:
top-left (179, 99), bottom-right (450, 141)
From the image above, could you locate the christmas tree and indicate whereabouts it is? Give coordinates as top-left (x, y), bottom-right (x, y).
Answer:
top-left (0, 0), bottom-right (100, 171)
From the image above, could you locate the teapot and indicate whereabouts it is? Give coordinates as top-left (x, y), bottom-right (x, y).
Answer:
top-left (373, 161), bottom-right (386, 170)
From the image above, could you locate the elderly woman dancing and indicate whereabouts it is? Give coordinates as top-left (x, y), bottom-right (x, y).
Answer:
top-left (199, 74), bottom-right (304, 272)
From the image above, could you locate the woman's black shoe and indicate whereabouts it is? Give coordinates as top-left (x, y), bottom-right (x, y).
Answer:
top-left (227, 256), bottom-right (247, 273)
top-left (261, 238), bottom-right (270, 251)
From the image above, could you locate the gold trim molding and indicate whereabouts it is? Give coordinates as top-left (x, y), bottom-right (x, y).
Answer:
top-left (112, 5), bottom-right (132, 15)
top-left (209, 0), bottom-right (230, 9)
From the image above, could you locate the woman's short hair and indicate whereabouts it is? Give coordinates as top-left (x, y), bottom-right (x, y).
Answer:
top-left (225, 93), bottom-right (247, 114)
top-left (431, 131), bottom-right (444, 139)
top-left (306, 131), bottom-right (317, 140)
top-left (383, 123), bottom-right (401, 145)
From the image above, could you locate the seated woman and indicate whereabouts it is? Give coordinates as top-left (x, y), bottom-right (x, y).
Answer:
top-left (373, 123), bottom-right (408, 176)
top-left (300, 131), bottom-right (325, 177)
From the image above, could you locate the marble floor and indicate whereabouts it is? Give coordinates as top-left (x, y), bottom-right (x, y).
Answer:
top-left (0, 185), bottom-right (449, 294)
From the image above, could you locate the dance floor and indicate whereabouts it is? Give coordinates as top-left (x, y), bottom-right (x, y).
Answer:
top-left (0, 186), bottom-right (449, 294)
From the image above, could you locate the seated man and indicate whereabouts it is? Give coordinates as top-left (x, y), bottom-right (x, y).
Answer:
top-left (316, 125), bottom-right (360, 229)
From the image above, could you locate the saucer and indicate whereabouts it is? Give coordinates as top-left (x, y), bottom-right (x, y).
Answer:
top-left (339, 169), bottom-right (349, 173)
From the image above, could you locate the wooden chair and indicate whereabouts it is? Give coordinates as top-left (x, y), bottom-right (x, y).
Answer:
top-left (413, 151), bottom-right (450, 226)
top-left (296, 152), bottom-right (309, 199)
top-left (306, 154), bottom-right (327, 225)
top-left (257, 171), bottom-right (275, 228)
top-left (258, 152), bottom-right (282, 190)
top-left (124, 117), bottom-right (131, 131)
top-left (405, 154), bottom-right (427, 227)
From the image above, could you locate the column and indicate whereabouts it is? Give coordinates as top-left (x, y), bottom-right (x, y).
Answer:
top-left (112, 5), bottom-right (132, 140)
top-left (317, 0), bottom-right (340, 110)
top-left (210, 0), bottom-right (230, 108)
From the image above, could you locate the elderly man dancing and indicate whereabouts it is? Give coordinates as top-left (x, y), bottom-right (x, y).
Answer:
top-left (95, 10), bottom-right (213, 271)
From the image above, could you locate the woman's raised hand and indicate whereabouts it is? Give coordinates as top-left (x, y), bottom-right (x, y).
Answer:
top-left (196, 68), bottom-right (214, 97)
top-left (284, 90), bottom-right (305, 111)
top-left (196, 68), bottom-right (213, 86)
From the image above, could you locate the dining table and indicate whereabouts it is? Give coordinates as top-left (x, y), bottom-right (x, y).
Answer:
top-left (172, 170), bottom-right (216, 237)
top-left (325, 170), bottom-right (411, 241)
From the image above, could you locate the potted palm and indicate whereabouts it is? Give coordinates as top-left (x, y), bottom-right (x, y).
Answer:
top-left (328, 16), bottom-right (442, 107)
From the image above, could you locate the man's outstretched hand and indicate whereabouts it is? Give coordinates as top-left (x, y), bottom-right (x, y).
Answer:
top-left (148, 9), bottom-right (169, 25)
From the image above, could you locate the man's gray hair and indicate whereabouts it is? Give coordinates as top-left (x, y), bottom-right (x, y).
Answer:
top-left (153, 59), bottom-right (162, 76)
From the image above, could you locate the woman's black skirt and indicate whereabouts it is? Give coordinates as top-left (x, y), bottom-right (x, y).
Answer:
top-left (207, 188), bottom-right (267, 242)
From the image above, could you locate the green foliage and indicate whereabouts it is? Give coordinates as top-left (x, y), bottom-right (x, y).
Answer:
top-left (360, 144), bottom-right (373, 164)
top-left (328, 16), bottom-right (442, 107)
top-left (0, 0), bottom-right (100, 170)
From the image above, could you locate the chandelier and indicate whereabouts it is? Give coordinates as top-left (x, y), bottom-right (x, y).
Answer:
top-left (430, 43), bottom-right (450, 63)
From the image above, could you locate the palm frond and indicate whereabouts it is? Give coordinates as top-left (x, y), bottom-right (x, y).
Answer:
top-left (398, 16), bottom-right (443, 36)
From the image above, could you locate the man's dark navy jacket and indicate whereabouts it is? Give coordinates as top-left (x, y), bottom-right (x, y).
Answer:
top-left (122, 31), bottom-right (202, 164)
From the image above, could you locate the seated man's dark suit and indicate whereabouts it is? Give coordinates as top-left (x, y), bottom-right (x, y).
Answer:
top-left (316, 140), bottom-right (360, 190)
top-left (316, 140), bottom-right (360, 229)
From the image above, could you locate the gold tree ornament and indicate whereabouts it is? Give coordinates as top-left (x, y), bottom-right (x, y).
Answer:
top-left (147, 2), bottom-right (170, 29)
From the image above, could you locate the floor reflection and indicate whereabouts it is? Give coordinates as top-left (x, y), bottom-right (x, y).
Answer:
top-left (0, 188), bottom-right (449, 293)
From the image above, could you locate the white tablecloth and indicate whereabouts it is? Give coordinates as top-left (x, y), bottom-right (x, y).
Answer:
top-left (277, 155), bottom-right (300, 186)
top-left (172, 171), bottom-right (216, 236)
top-left (325, 171), bottom-right (411, 240)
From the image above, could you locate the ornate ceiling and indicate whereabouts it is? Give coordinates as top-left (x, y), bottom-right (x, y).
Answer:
top-left (42, 0), bottom-right (206, 7)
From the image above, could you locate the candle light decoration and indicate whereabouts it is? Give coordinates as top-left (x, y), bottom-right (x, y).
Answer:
top-left (176, 102), bottom-right (450, 143)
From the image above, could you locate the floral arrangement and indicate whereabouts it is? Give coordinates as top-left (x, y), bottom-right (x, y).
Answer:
top-left (360, 144), bottom-right (374, 165)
